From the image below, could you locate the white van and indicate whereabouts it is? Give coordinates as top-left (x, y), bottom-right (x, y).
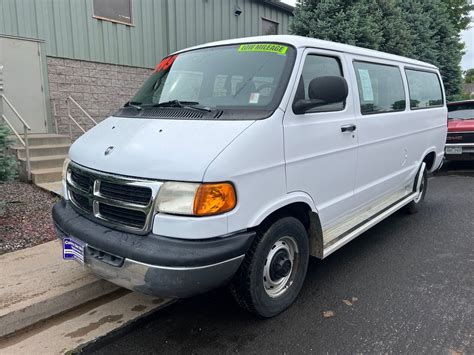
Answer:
top-left (53, 35), bottom-right (447, 317)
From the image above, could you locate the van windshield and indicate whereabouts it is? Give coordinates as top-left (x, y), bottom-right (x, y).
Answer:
top-left (130, 43), bottom-right (295, 116)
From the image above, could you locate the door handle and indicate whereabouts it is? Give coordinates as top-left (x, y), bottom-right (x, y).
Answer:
top-left (341, 124), bottom-right (357, 133)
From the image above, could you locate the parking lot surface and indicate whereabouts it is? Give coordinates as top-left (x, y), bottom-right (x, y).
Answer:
top-left (86, 168), bottom-right (473, 354)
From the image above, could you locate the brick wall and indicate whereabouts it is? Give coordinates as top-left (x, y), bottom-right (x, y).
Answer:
top-left (47, 57), bottom-right (152, 140)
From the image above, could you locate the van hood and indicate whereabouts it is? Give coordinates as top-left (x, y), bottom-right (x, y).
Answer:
top-left (69, 116), bottom-right (254, 181)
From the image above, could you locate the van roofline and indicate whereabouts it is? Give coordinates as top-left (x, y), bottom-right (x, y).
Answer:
top-left (173, 35), bottom-right (438, 70)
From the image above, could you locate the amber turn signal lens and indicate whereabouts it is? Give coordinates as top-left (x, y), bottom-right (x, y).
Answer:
top-left (193, 183), bottom-right (236, 216)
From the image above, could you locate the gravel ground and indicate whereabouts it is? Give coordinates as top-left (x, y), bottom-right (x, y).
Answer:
top-left (0, 181), bottom-right (59, 255)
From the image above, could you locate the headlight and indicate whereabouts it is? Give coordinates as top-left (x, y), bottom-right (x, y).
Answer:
top-left (62, 158), bottom-right (71, 181)
top-left (156, 182), bottom-right (236, 216)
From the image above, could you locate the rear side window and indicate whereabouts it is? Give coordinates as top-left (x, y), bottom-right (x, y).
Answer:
top-left (405, 69), bottom-right (443, 109)
top-left (294, 55), bottom-right (345, 113)
top-left (354, 61), bottom-right (406, 115)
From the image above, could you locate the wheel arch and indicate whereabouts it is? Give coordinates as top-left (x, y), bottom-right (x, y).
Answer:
top-left (251, 194), bottom-right (324, 259)
top-left (419, 148), bottom-right (438, 172)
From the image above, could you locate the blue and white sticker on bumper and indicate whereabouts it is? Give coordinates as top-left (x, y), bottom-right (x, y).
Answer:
top-left (63, 237), bottom-right (85, 265)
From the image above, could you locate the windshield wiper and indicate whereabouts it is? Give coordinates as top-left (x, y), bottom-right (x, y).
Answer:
top-left (124, 101), bottom-right (143, 110)
top-left (150, 100), bottom-right (212, 112)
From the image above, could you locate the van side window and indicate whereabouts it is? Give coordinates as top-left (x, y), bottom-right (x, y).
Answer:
top-left (405, 69), bottom-right (443, 109)
top-left (354, 61), bottom-right (406, 115)
top-left (294, 55), bottom-right (345, 113)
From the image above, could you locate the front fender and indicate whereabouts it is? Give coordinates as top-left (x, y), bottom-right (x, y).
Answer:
top-left (249, 191), bottom-right (317, 227)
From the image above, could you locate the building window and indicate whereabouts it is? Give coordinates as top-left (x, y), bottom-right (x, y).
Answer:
top-left (262, 18), bottom-right (279, 35)
top-left (93, 0), bottom-right (133, 25)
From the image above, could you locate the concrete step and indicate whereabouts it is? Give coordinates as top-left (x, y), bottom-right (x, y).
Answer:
top-left (10, 133), bottom-right (71, 147)
top-left (18, 154), bottom-right (68, 170)
top-left (31, 167), bottom-right (63, 184)
top-left (11, 143), bottom-right (70, 159)
top-left (36, 181), bottom-right (64, 196)
top-left (28, 134), bottom-right (71, 147)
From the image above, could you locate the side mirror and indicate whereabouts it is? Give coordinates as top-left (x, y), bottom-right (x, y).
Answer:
top-left (293, 76), bottom-right (348, 114)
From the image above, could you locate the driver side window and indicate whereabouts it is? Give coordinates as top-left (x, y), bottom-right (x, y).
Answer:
top-left (295, 54), bottom-right (345, 113)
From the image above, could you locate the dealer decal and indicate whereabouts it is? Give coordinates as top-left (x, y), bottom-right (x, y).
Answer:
top-left (238, 43), bottom-right (288, 55)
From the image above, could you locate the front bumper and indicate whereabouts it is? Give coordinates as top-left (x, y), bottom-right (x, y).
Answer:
top-left (52, 200), bottom-right (255, 298)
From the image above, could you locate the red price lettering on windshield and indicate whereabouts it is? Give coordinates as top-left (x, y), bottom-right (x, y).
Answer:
top-left (153, 54), bottom-right (178, 73)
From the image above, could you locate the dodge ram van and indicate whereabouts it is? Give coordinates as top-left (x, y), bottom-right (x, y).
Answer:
top-left (53, 35), bottom-right (447, 317)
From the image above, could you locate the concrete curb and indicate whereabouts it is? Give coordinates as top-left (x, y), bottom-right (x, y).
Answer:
top-left (0, 241), bottom-right (118, 338)
top-left (1, 291), bottom-right (172, 354)
top-left (1, 279), bottom-right (117, 338)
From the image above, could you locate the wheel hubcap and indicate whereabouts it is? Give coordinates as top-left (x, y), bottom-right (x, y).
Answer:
top-left (263, 236), bottom-right (299, 298)
top-left (269, 250), bottom-right (292, 280)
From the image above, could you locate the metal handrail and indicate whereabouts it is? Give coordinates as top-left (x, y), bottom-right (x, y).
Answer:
top-left (0, 94), bottom-right (31, 180)
top-left (2, 114), bottom-right (25, 145)
top-left (1, 94), bottom-right (32, 131)
top-left (65, 96), bottom-right (97, 140)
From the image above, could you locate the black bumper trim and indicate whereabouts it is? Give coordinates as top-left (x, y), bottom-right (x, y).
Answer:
top-left (52, 199), bottom-right (255, 267)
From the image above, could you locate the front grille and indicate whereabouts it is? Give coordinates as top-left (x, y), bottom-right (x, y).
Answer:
top-left (66, 163), bottom-right (161, 234)
top-left (100, 181), bottom-right (151, 204)
top-left (71, 169), bottom-right (92, 191)
top-left (70, 191), bottom-right (92, 213)
top-left (447, 132), bottom-right (474, 144)
top-left (99, 204), bottom-right (147, 228)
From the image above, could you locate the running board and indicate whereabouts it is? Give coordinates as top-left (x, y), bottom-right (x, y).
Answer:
top-left (322, 192), bottom-right (417, 258)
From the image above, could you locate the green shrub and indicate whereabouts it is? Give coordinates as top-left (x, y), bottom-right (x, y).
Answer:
top-left (0, 122), bottom-right (18, 181)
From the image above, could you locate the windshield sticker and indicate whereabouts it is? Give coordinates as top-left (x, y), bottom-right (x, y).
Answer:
top-left (249, 92), bottom-right (260, 104)
top-left (153, 54), bottom-right (178, 73)
top-left (238, 43), bottom-right (288, 55)
top-left (358, 69), bottom-right (374, 102)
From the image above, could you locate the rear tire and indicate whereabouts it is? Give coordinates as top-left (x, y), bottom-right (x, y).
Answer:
top-left (229, 217), bottom-right (309, 318)
top-left (405, 164), bottom-right (428, 214)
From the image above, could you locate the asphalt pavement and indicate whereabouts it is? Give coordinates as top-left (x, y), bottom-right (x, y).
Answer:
top-left (84, 163), bottom-right (474, 354)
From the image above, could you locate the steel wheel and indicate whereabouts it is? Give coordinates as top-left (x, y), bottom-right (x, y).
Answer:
top-left (263, 236), bottom-right (299, 298)
top-left (229, 216), bottom-right (309, 317)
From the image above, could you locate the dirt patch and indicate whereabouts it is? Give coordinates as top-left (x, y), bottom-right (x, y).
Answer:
top-left (0, 181), bottom-right (60, 255)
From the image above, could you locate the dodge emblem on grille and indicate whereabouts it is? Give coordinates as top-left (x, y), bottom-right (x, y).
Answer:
top-left (104, 146), bottom-right (114, 156)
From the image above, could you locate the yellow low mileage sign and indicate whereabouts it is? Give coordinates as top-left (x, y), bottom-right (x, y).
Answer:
top-left (238, 43), bottom-right (288, 55)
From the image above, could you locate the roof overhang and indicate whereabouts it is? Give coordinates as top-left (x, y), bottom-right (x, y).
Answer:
top-left (258, 0), bottom-right (294, 14)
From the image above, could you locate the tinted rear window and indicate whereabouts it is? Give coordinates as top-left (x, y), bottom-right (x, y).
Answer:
top-left (448, 102), bottom-right (474, 120)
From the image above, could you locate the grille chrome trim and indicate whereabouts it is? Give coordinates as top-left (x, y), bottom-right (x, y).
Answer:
top-left (66, 162), bottom-right (162, 234)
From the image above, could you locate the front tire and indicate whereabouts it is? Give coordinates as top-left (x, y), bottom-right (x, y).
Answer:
top-left (229, 217), bottom-right (309, 318)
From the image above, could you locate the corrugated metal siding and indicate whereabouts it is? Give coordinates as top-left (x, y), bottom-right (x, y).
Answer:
top-left (0, 0), bottom-right (292, 68)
